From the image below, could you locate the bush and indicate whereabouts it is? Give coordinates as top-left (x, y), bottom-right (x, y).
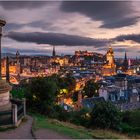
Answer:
top-left (120, 123), bottom-right (140, 135)
top-left (23, 77), bottom-right (58, 115)
top-left (90, 101), bottom-right (121, 130)
top-left (69, 108), bottom-right (90, 127)
top-left (49, 106), bottom-right (90, 128)
top-left (49, 105), bottom-right (70, 121)
top-left (10, 88), bottom-right (25, 99)
top-left (121, 109), bottom-right (140, 135)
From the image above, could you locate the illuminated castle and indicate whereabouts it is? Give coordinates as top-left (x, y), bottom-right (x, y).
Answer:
top-left (102, 47), bottom-right (116, 76)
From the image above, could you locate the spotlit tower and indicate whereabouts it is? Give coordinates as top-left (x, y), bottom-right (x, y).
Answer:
top-left (102, 46), bottom-right (116, 76)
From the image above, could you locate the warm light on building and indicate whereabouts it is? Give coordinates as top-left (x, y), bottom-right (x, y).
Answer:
top-left (102, 47), bottom-right (116, 76)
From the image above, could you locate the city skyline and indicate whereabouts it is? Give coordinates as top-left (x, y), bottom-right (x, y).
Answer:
top-left (0, 1), bottom-right (140, 58)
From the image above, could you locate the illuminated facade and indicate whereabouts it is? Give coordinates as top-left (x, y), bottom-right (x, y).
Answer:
top-left (102, 47), bottom-right (116, 76)
top-left (50, 56), bottom-right (69, 66)
top-left (75, 50), bottom-right (94, 57)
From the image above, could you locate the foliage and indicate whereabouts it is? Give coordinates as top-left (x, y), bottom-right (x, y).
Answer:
top-left (69, 108), bottom-right (90, 127)
top-left (48, 104), bottom-right (90, 127)
top-left (48, 105), bottom-right (71, 121)
top-left (32, 113), bottom-right (132, 139)
top-left (90, 101), bottom-right (121, 129)
top-left (71, 91), bottom-right (78, 102)
top-left (120, 123), bottom-right (140, 135)
top-left (83, 80), bottom-right (100, 98)
top-left (121, 109), bottom-right (140, 128)
top-left (49, 73), bottom-right (76, 97)
top-left (32, 113), bottom-right (93, 139)
top-left (121, 109), bottom-right (140, 135)
top-left (23, 77), bottom-right (58, 115)
top-left (10, 88), bottom-right (25, 99)
top-left (20, 74), bottom-right (76, 115)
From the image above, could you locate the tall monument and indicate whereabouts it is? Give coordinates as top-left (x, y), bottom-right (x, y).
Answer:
top-left (0, 19), bottom-right (6, 78)
top-left (106, 47), bottom-right (115, 66)
top-left (16, 50), bottom-right (20, 75)
top-left (0, 19), bottom-right (12, 110)
top-left (102, 47), bottom-right (116, 76)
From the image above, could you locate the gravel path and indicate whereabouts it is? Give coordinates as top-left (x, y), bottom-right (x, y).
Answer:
top-left (0, 116), bottom-right (33, 139)
top-left (35, 128), bottom-right (71, 139)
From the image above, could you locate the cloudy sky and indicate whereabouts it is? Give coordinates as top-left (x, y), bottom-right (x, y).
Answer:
top-left (0, 1), bottom-right (140, 58)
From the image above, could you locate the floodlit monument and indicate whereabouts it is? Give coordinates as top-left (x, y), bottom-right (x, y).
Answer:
top-left (102, 47), bottom-right (116, 76)
top-left (0, 19), bottom-right (12, 111)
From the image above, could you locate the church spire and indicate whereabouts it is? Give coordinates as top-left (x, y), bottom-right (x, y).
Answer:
top-left (123, 51), bottom-right (128, 72)
top-left (125, 51), bottom-right (127, 60)
top-left (52, 46), bottom-right (56, 57)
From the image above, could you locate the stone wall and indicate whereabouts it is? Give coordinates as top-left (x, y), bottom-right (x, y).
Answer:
top-left (0, 92), bottom-right (10, 106)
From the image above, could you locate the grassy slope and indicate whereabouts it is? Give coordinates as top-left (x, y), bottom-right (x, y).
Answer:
top-left (32, 113), bottom-right (132, 139)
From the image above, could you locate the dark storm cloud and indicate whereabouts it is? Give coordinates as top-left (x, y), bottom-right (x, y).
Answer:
top-left (27, 21), bottom-right (52, 29)
top-left (96, 46), bottom-right (132, 53)
top-left (113, 48), bottom-right (128, 52)
top-left (61, 1), bottom-right (139, 28)
top-left (5, 21), bottom-right (52, 31)
top-left (6, 23), bottom-right (25, 31)
top-left (0, 1), bottom-right (48, 10)
top-left (3, 47), bottom-right (52, 54)
top-left (6, 31), bottom-right (109, 47)
top-left (114, 34), bottom-right (140, 43)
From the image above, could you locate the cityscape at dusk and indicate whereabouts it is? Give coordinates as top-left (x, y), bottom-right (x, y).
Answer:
top-left (0, 1), bottom-right (140, 139)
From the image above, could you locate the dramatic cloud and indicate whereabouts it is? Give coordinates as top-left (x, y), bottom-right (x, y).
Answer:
top-left (6, 23), bottom-right (25, 31)
top-left (61, 1), bottom-right (139, 28)
top-left (6, 31), bottom-right (109, 47)
top-left (0, 1), bottom-right (48, 10)
top-left (114, 34), bottom-right (140, 43)
top-left (0, 1), bottom-right (139, 57)
top-left (3, 47), bottom-right (52, 54)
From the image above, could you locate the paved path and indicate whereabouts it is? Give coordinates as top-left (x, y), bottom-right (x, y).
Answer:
top-left (35, 128), bottom-right (71, 139)
top-left (0, 116), bottom-right (33, 139)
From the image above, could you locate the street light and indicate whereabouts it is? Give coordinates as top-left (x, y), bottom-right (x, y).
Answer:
top-left (0, 19), bottom-right (6, 79)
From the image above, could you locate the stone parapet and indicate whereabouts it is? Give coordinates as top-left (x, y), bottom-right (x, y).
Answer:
top-left (0, 79), bottom-right (12, 94)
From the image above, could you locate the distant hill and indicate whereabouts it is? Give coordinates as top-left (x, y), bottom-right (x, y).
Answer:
top-left (1, 53), bottom-right (16, 58)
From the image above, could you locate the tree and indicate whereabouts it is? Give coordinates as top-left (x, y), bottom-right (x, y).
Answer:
top-left (83, 80), bottom-right (100, 98)
top-left (50, 74), bottom-right (76, 97)
top-left (24, 77), bottom-right (58, 115)
top-left (90, 101), bottom-right (121, 129)
top-left (10, 88), bottom-right (25, 99)
top-left (72, 91), bottom-right (79, 102)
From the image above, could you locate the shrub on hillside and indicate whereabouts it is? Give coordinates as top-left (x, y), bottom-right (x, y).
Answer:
top-left (120, 123), bottom-right (140, 135)
top-left (69, 108), bottom-right (90, 127)
top-left (121, 109), bottom-right (140, 128)
top-left (121, 109), bottom-right (140, 135)
top-left (90, 101), bottom-right (121, 129)
top-left (49, 105), bottom-right (71, 121)
top-left (24, 77), bottom-right (58, 115)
